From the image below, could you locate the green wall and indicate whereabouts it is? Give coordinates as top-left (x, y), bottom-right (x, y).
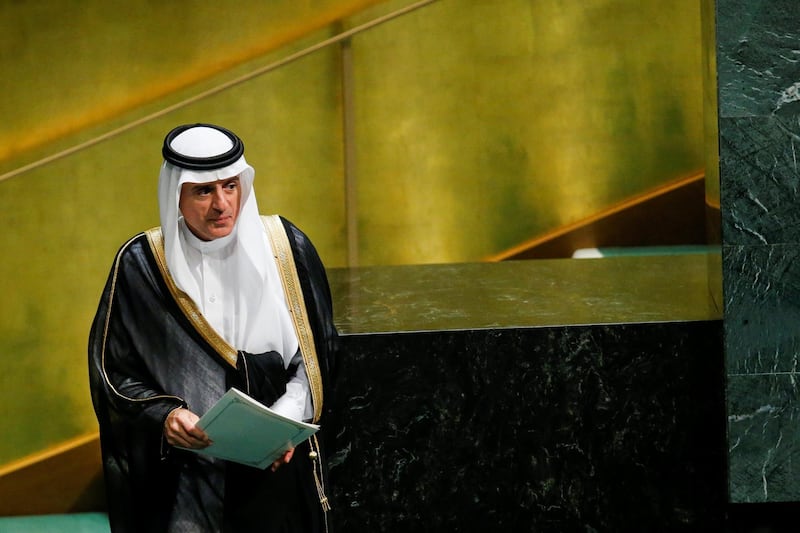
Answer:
top-left (0, 0), bottom-right (705, 466)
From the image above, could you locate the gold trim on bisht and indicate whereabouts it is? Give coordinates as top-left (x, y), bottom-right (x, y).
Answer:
top-left (145, 227), bottom-right (238, 367)
top-left (262, 215), bottom-right (325, 424)
top-left (99, 234), bottom-right (187, 408)
top-left (263, 215), bottom-right (331, 518)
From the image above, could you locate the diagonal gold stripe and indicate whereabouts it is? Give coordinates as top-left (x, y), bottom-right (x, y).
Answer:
top-left (0, 0), bottom-right (439, 183)
top-left (485, 171), bottom-right (706, 262)
top-left (0, 433), bottom-right (99, 478)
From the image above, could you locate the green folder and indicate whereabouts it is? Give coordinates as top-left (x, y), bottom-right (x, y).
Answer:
top-left (181, 387), bottom-right (319, 469)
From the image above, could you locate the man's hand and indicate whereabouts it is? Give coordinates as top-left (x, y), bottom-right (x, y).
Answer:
top-left (164, 407), bottom-right (212, 449)
top-left (271, 447), bottom-right (295, 472)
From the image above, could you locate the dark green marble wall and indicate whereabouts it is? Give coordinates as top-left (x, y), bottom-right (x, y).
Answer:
top-left (718, 1), bottom-right (800, 502)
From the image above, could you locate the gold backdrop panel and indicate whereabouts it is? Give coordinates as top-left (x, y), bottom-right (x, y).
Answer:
top-left (0, 36), bottom-right (344, 465)
top-left (0, 0), bottom-right (707, 468)
top-left (350, 0), bottom-right (704, 264)
top-left (0, 0), bottom-right (384, 164)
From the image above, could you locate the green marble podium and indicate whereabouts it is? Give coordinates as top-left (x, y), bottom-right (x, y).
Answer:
top-left (326, 254), bottom-right (726, 531)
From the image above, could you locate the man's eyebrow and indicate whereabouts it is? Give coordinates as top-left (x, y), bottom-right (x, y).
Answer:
top-left (188, 177), bottom-right (239, 192)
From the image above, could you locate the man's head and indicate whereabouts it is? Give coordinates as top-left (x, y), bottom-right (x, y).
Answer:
top-left (178, 175), bottom-right (241, 241)
top-left (157, 123), bottom-right (295, 356)
top-left (159, 123), bottom-right (255, 241)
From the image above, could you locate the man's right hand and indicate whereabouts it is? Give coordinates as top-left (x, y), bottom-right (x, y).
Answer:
top-left (164, 407), bottom-right (213, 449)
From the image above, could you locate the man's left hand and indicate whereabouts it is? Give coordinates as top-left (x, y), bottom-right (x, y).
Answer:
top-left (270, 447), bottom-right (295, 472)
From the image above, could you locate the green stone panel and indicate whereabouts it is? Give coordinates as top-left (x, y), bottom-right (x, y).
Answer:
top-left (717, 0), bottom-right (800, 504)
top-left (727, 373), bottom-right (800, 502)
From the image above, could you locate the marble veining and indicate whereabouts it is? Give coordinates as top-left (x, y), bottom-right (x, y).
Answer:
top-left (723, 244), bottom-right (800, 374)
top-left (327, 321), bottom-right (726, 531)
top-left (719, 117), bottom-right (800, 245)
top-left (727, 374), bottom-right (800, 502)
top-left (716, 0), bottom-right (800, 117)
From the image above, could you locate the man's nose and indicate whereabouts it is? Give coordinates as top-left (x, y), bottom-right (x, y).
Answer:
top-left (211, 187), bottom-right (228, 210)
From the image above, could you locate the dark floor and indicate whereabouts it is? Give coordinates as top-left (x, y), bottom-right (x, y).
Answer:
top-left (726, 503), bottom-right (800, 533)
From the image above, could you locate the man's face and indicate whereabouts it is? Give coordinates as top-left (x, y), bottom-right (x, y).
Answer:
top-left (179, 176), bottom-right (242, 241)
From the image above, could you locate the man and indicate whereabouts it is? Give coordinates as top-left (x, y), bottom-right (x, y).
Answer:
top-left (89, 123), bottom-right (337, 532)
